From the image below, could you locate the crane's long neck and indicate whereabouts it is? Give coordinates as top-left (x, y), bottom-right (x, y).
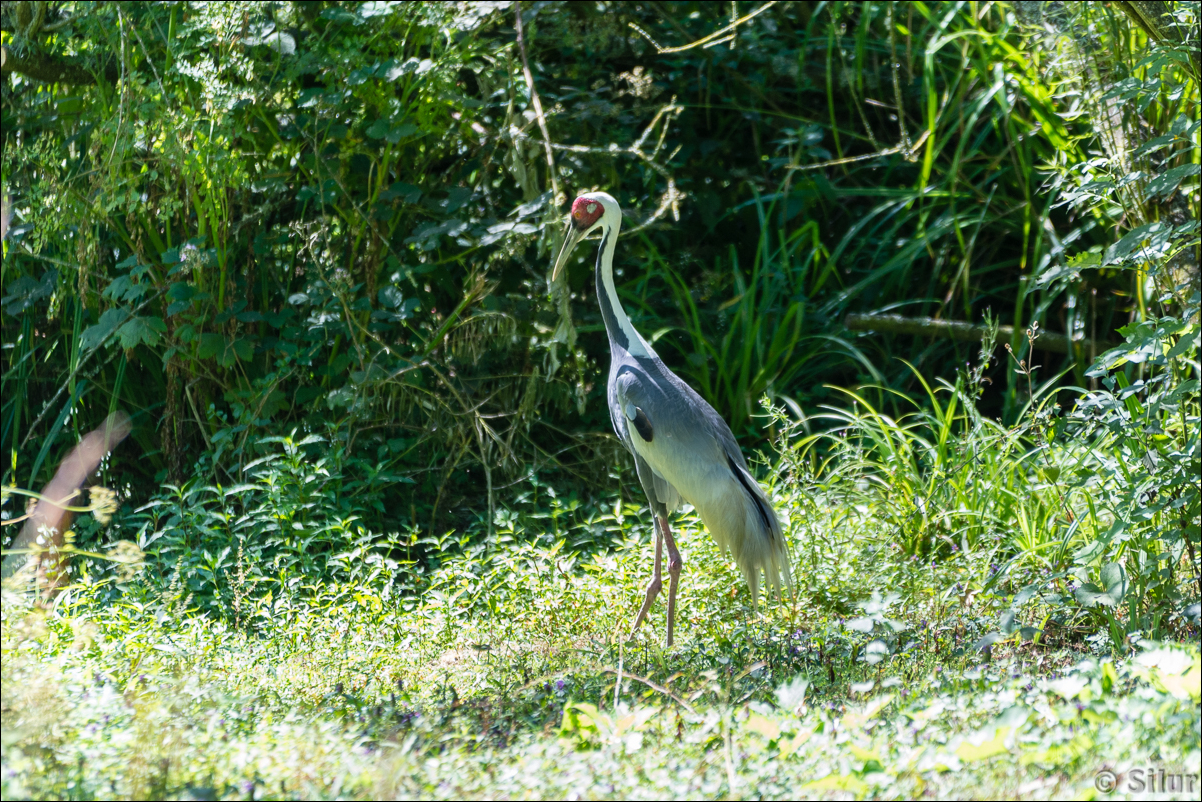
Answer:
top-left (596, 221), bottom-right (652, 358)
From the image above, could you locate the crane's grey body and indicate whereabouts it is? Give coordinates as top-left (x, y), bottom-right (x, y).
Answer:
top-left (609, 350), bottom-right (789, 593)
top-left (554, 191), bottom-right (792, 645)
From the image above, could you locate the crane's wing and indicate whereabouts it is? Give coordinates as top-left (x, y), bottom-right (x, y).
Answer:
top-left (611, 367), bottom-right (682, 516)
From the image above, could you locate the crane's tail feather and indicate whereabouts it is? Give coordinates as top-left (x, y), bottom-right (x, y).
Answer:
top-left (702, 456), bottom-right (793, 606)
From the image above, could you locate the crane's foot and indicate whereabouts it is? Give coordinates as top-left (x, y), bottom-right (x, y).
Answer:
top-left (629, 520), bottom-right (664, 637)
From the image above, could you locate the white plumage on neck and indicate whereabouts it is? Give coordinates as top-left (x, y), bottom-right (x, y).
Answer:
top-left (588, 193), bottom-right (654, 359)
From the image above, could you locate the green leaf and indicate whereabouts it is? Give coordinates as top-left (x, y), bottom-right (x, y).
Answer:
top-left (1086, 318), bottom-right (1187, 375)
top-left (971, 632), bottom-right (1002, 652)
top-left (1075, 563), bottom-right (1128, 608)
top-left (1166, 326), bottom-right (1200, 360)
top-left (956, 725), bottom-right (1012, 762)
top-left (198, 333), bottom-right (225, 359)
top-left (864, 639), bottom-right (890, 665)
top-left (774, 676), bottom-right (810, 711)
top-left (197, 333), bottom-right (253, 366)
top-left (365, 119), bottom-right (391, 140)
top-left (1074, 584), bottom-right (1109, 607)
top-left (116, 316), bottom-right (166, 349)
top-left (385, 124), bottom-right (419, 143)
top-left (1067, 250), bottom-right (1102, 267)
top-left (803, 774), bottom-right (868, 795)
top-left (1100, 562), bottom-right (1128, 605)
top-left (167, 282), bottom-right (197, 301)
top-left (379, 182), bottom-right (422, 203)
top-left (81, 308), bottom-right (128, 351)
top-left (378, 286), bottom-right (405, 308)
top-left (1133, 132), bottom-right (1181, 157)
top-left (1104, 221), bottom-right (1173, 265)
top-left (259, 32), bottom-right (296, 55)
top-left (1145, 164), bottom-right (1200, 199)
top-left (1013, 584), bottom-right (1039, 606)
top-left (3, 269), bottom-right (59, 314)
top-left (320, 7), bottom-right (365, 24)
top-left (104, 274), bottom-right (152, 303)
top-left (327, 387), bottom-right (355, 409)
top-left (1101, 661), bottom-right (1119, 694)
top-left (366, 120), bottom-right (420, 143)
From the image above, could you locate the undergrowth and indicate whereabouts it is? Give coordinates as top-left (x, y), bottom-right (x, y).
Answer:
top-left (3, 368), bottom-right (1199, 798)
top-left (2, 511), bottom-right (1199, 799)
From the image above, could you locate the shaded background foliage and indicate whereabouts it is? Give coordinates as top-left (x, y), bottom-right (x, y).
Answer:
top-left (1, 1), bottom-right (1197, 555)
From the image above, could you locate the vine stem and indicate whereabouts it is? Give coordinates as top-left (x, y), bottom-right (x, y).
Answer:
top-left (513, 2), bottom-right (561, 208)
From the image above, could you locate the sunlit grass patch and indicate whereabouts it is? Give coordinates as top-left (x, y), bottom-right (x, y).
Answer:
top-left (4, 569), bottom-right (1199, 800)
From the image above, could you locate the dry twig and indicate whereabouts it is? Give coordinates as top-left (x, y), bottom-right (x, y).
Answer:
top-left (629, 1), bottom-right (779, 54)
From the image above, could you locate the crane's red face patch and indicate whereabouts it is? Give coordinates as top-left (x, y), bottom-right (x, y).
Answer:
top-left (570, 196), bottom-right (604, 230)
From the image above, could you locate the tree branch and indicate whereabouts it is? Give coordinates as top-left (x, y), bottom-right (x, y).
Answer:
top-left (844, 313), bottom-right (1120, 356)
top-left (1, 44), bottom-right (117, 85)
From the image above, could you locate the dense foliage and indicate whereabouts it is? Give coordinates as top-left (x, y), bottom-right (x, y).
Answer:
top-left (1, 1), bottom-right (1199, 798)
top-left (2, 1), bottom-right (1192, 521)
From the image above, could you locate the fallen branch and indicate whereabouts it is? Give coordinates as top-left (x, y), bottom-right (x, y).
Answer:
top-left (600, 666), bottom-right (696, 714)
top-left (510, 99), bottom-right (685, 233)
top-left (844, 313), bottom-right (1119, 356)
top-left (629, 1), bottom-right (778, 54)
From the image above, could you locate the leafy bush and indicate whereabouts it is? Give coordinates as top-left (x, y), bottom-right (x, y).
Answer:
top-left (1027, 0), bottom-right (1200, 642)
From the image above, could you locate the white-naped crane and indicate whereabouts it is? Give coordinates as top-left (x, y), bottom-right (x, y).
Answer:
top-left (552, 191), bottom-right (792, 647)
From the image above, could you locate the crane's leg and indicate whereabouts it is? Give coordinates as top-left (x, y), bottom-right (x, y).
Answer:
top-left (661, 517), bottom-right (683, 648)
top-left (630, 521), bottom-right (663, 635)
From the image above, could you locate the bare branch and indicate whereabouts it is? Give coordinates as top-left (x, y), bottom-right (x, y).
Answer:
top-left (509, 98), bottom-right (686, 231)
top-left (514, 2), bottom-right (562, 208)
top-left (788, 129), bottom-right (930, 173)
top-left (845, 313), bottom-right (1119, 356)
top-left (629, 1), bottom-right (778, 55)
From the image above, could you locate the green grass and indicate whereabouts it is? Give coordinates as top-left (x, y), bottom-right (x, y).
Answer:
top-left (4, 330), bottom-right (1197, 798)
top-left (4, 391), bottom-right (1199, 799)
top-left (2, 524), bottom-right (1198, 800)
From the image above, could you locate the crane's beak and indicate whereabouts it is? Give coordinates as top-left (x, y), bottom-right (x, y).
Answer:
top-left (551, 221), bottom-right (585, 282)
